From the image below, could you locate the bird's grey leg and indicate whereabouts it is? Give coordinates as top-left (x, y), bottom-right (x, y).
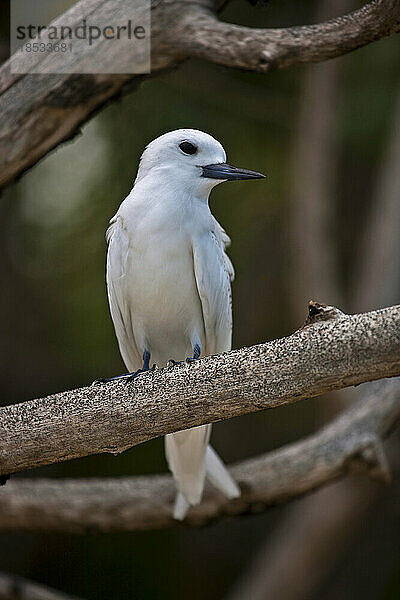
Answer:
top-left (168, 343), bottom-right (201, 366)
top-left (94, 351), bottom-right (154, 384)
top-left (125, 350), bottom-right (155, 383)
top-left (187, 343), bottom-right (201, 362)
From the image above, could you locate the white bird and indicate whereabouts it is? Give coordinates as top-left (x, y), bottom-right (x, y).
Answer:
top-left (104, 129), bottom-right (265, 520)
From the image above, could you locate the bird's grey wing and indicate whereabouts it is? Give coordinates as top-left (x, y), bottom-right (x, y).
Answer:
top-left (106, 216), bottom-right (142, 372)
top-left (185, 224), bottom-right (239, 512)
top-left (192, 224), bottom-right (233, 355)
top-left (213, 219), bottom-right (235, 283)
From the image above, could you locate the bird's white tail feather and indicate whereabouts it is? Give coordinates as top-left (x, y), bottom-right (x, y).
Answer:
top-left (165, 425), bottom-right (211, 508)
top-left (173, 492), bottom-right (190, 521)
top-left (205, 445), bottom-right (240, 499)
top-left (166, 426), bottom-right (240, 520)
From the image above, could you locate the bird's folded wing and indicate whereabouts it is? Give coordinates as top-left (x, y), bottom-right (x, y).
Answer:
top-left (215, 220), bottom-right (235, 283)
top-left (192, 225), bottom-right (233, 355)
top-left (106, 216), bottom-right (142, 372)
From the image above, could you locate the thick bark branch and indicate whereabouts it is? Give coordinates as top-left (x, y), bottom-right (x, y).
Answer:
top-left (0, 303), bottom-right (399, 478)
top-left (175, 0), bottom-right (400, 71)
top-left (0, 378), bottom-right (398, 532)
top-left (1, 0), bottom-right (399, 189)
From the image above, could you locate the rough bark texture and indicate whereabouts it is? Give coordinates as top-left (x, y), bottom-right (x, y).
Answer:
top-left (0, 303), bottom-right (399, 478)
top-left (1, 0), bottom-right (399, 189)
top-left (176, 0), bottom-right (400, 71)
top-left (0, 378), bottom-right (398, 532)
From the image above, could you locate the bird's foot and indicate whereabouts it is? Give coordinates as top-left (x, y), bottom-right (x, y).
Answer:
top-left (167, 359), bottom-right (183, 367)
top-left (93, 365), bottom-right (156, 385)
top-left (168, 345), bottom-right (201, 367)
top-left (124, 364), bottom-right (156, 383)
top-left (93, 351), bottom-right (154, 385)
top-left (93, 373), bottom-right (131, 385)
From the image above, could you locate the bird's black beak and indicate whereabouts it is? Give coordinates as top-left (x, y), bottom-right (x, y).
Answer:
top-left (201, 163), bottom-right (266, 181)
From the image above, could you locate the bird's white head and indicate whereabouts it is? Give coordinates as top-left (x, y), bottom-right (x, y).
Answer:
top-left (134, 129), bottom-right (265, 198)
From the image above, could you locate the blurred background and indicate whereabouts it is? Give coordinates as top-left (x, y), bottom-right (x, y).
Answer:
top-left (0, 0), bottom-right (399, 598)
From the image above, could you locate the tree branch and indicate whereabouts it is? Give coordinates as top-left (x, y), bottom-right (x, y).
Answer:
top-left (175, 0), bottom-right (400, 71)
top-left (0, 303), bottom-right (399, 478)
top-left (0, 377), bottom-right (398, 532)
top-left (1, 0), bottom-right (399, 189)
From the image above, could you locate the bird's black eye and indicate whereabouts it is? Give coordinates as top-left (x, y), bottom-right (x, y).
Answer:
top-left (179, 141), bottom-right (197, 155)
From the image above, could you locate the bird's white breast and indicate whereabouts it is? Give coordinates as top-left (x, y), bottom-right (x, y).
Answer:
top-left (108, 183), bottom-right (210, 367)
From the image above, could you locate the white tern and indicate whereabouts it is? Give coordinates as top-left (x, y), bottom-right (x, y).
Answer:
top-left (104, 129), bottom-right (265, 519)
